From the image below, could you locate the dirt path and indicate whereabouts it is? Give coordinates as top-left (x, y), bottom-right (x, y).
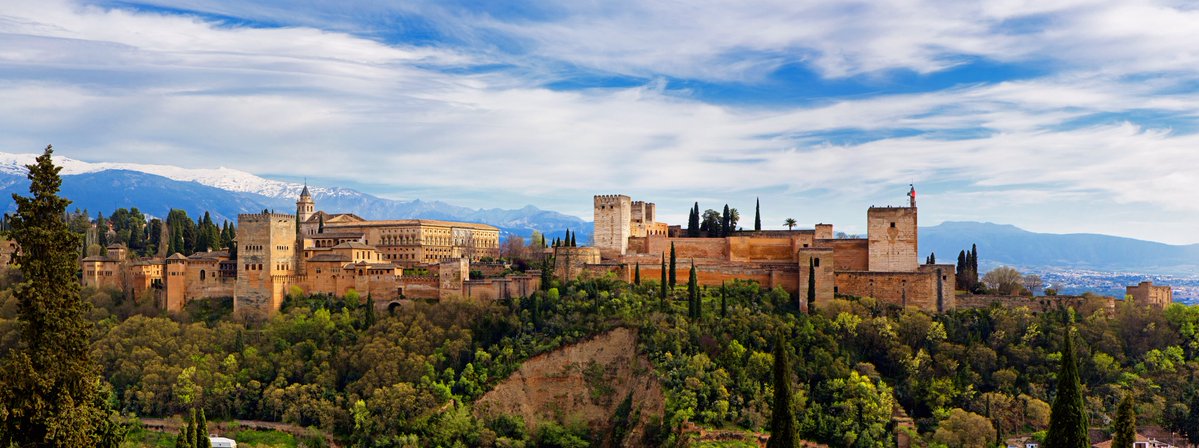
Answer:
top-left (139, 417), bottom-right (339, 447)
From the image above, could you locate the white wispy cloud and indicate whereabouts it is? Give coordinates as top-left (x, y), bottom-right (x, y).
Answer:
top-left (0, 0), bottom-right (1198, 243)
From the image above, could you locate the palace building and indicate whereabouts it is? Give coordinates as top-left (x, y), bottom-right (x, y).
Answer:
top-left (82, 186), bottom-right (532, 314)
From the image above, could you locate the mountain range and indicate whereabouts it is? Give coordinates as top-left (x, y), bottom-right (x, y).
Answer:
top-left (1, 152), bottom-right (1196, 278)
top-left (0, 153), bottom-right (590, 242)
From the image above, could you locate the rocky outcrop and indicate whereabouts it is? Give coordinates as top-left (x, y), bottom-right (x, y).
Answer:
top-left (474, 327), bottom-right (665, 446)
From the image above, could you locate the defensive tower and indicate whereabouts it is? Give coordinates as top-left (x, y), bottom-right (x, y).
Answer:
top-left (593, 195), bottom-right (632, 256)
top-left (235, 212), bottom-right (297, 313)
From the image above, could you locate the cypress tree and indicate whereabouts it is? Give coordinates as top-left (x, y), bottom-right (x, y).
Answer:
top-left (721, 204), bottom-right (731, 237)
top-left (660, 254), bottom-right (668, 302)
top-left (175, 427), bottom-right (190, 448)
top-left (687, 261), bottom-right (698, 319)
top-left (1046, 325), bottom-right (1089, 448)
top-left (1112, 393), bottom-right (1136, 448)
top-left (669, 242), bottom-right (677, 287)
top-left (970, 244), bottom-right (979, 283)
top-left (363, 293), bottom-right (377, 328)
top-left (688, 202), bottom-right (700, 237)
top-left (570, 232), bottom-right (576, 247)
top-left (720, 282), bottom-right (727, 318)
top-left (766, 334), bottom-right (796, 448)
top-left (196, 408), bottom-right (210, 448)
top-left (807, 258), bottom-right (816, 309)
top-left (754, 197), bottom-right (762, 231)
top-left (1182, 391), bottom-right (1199, 446)
top-left (0, 146), bottom-right (123, 446)
top-left (318, 214), bottom-right (325, 233)
top-left (187, 409), bottom-right (197, 448)
top-left (634, 263), bottom-right (641, 285)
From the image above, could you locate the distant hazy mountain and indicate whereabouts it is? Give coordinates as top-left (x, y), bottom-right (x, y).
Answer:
top-left (0, 152), bottom-right (589, 240)
top-left (921, 221), bottom-right (1199, 275)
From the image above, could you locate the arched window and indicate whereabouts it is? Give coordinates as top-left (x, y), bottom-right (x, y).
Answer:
top-left (200, 270), bottom-right (206, 281)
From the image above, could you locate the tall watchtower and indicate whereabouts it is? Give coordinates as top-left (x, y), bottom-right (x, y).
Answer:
top-left (593, 195), bottom-right (632, 256)
top-left (867, 189), bottom-right (919, 272)
top-left (235, 212), bottom-right (297, 313)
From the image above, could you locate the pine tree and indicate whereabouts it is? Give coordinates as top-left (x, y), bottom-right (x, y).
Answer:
top-left (0, 146), bottom-right (123, 446)
top-left (807, 258), bottom-right (816, 309)
top-left (669, 242), bottom-right (677, 287)
top-left (634, 263), bottom-right (641, 285)
top-left (659, 254), bottom-right (668, 302)
top-left (1046, 325), bottom-right (1089, 448)
top-left (766, 334), bottom-right (796, 448)
top-left (754, 197), bottom-right (762, 231)
top-left (1112, 393), bottom-right (1136, 448)
top-left (196, 408), bottom-right (210, 448)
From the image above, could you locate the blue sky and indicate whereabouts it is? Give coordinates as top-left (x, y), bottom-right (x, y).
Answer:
top-left (2, 0), bottom-right (1199, 243)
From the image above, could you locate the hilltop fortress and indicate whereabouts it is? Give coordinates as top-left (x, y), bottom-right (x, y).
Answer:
top-left (82, 186), bottom-right (539, 314)
top-left (572, 188), bottom-right (955, 311)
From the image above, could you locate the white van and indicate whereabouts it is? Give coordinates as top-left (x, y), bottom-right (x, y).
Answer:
top-left (209, 436), bottom-right (237, 448)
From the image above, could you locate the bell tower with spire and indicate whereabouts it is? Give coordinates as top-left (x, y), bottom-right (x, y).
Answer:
top-left (297, 183), bottom-right (315, 225)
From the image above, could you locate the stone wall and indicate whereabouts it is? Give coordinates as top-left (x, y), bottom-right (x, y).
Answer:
top-left (867, 207), bottom-right (918, 272)
top-left (819, 238), bottom-right (869, 271)
top-left (553, 246), bottom-right (602, 283)
top-left (462, 274), bottom-right (541, 301)
top-left (835, 269), bottom-right (948, 312)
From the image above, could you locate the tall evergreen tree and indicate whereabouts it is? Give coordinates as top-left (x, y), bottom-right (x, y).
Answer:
top-left (970, 244), bottom-right (979, 283)
top-left (0, 146), bottom-right (124, 446)
top-left (96, 211), bottom-right (109, 250)
top-left (363, 293), bottom-right (377, 328)
top-left (570, 232), bottom-right (577, 247)
top-left (1112, 393), bottom-right (1136, 448)
top-left (807, 258), bottom-right (816, 309)
top-left (687, 202), bottom-right (700, 237)
top-left (634, 263), bottom-right (641, 285)
top-left (317, 214), bottom-right (325, 234)
top-left (754, 197), bottom-right (762, 231)
top-left (1046, 325), bottom-right (1089, 448)
top-left (687, 261), bottom-right (698, 319)
top-left (175, 427), bottom-right (191, 448)
top-left (660, 254), bottom-right (667, 301)
top-left (766, 334), bottom-right (797, 448)
top-left (721, 204), bottom-right (731, 237)
top-left (1182, 391), bottom-right (1199, 446)
top-left (720, 282), bottom-right (728, 318)
top-left (669, 242), bottom-right (677, 287)
top-left (186, 409), bottom-right (196, 448)
top-left (195, 408), bottom-right (210, 448)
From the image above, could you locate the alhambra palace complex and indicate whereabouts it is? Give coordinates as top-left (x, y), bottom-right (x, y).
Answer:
top-left (81, 186), bottom-right (1173, 314)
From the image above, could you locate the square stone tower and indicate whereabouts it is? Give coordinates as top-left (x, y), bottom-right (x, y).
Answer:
top-left (867, 206), bottom-right (918, 272)
top-left (593, 195), bottom-right (632, 256)
top-left (235, 212), bottom-right (297, 313)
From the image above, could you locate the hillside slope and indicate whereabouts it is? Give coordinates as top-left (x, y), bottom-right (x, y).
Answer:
top-left (473, 327), bottom-right (665, 447)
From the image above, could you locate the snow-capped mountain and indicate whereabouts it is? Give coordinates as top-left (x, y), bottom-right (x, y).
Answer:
top-left (0, 152), bottom-right (590, 240)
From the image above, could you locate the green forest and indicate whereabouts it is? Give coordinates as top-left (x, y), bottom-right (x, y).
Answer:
top-left (3, 270), bottom-right (1199, 447)
top-left (3, 149), bottom-right (1199, 448)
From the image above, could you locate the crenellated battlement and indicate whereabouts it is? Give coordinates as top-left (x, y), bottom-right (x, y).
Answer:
top-left (237, 212), bottom-right (296, 222)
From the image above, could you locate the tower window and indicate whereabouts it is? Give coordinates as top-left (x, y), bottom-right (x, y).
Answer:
top-left (890, 222), bottom-right (896, 228)
top-left (814, 258), bottom-right (820, 267)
